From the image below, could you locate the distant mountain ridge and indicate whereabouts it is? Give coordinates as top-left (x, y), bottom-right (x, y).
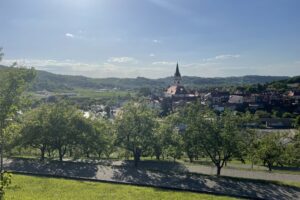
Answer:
top-left (0, 65), bottom-right (291, 91)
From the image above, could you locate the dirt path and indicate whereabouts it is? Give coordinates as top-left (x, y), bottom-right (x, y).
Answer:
top-left (4, 158), bottom-right (300, 200)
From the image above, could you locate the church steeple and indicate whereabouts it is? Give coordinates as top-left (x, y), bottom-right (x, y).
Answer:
top-left (174, 62), bottom-right (182, 85)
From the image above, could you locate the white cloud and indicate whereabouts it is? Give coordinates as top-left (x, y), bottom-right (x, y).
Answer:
top-left (152, 39), bottom-right (162, 44)
top-left (215, 54), bottom-right (240, 60)
top-left (204, 54), bottom-right (240, 61)
top-left (152, 61), bottom-right (176, 65)
top-left (1, 58), bottom-right (100, 72)
top-left (65, 33), bottom-right (75, 38)
top-left (107, 57), bottom-right (138, 64)
top-left (149, 53), bottom-right (155, 57)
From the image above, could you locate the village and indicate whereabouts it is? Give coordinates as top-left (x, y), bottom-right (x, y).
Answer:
top-left (147, 64), bottom-right (300, 129)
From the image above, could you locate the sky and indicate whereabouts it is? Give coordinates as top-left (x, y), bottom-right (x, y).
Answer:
top-left (0, 0), bottom-right (300, 78)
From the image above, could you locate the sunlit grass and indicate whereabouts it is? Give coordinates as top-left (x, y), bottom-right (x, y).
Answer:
top-left (6, 174), bottom-right (237, 200)
top-left (74, 88), bottom-right (132, 99)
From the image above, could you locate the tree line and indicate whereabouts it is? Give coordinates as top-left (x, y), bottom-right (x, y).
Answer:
top-left (2, 100), bottom-right (299, 176)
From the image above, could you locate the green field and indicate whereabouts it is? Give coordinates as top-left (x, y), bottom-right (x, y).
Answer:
top-left (74, 88), bottom-right (133, 99)
top-left (5, 174), bottom-right (237, 200)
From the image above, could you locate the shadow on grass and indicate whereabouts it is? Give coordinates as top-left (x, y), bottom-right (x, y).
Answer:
top-left (4, 158), bottom-right (98, 178)
top-left (272, 166), bottom-right (300, 172)
top-left (4, 158), bottom-right (300, 200)
top-left (111, 161), bottom-right (300, 200)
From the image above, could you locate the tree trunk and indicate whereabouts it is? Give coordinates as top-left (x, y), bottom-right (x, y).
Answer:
top-left (40, 146), bottom-right (45, 161)
top-left (59, 153), bottom-right (63, 162)
top-left (58, 147), bottom-right (66, 162)
top-left (133, 149), bottom-right (141, 167)
top-left (155, 154), bottom-right (160, 160)
top-left (188, 155), bottom-right (194, 163)
top-left (47, 149), bottom-right (51, 158)
top-left (217, 166), bottom-right (222, 176)
top-left (268, 163), bottom-right (272, 172)
top-left (69, 149), bottom-right (73, 157)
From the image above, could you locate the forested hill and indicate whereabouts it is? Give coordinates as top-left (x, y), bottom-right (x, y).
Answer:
top-left (265, 75), bottom-right (300, 91)
top-left (0, 65), bottom-right (290, 91)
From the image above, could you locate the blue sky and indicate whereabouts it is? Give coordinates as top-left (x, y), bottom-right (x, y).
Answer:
top-left (0, 0), bottom-right (300, 78)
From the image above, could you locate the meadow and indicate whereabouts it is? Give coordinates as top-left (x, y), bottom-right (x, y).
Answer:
top-left (5, 174), bottom-right (236, 200)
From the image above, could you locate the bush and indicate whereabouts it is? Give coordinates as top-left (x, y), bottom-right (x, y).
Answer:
top-left (0, 172), bottom-right (12, 200)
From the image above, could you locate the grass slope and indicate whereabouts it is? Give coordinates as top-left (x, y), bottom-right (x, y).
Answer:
top-left (6, 174), bottom-right (237, 200)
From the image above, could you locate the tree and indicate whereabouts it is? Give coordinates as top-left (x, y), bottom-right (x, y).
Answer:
top-left (115, 102), bottom-right (156, 167)
top-left (93, 119), bottom-right (115, 159)
top-left (277, 130), bottom-right (300, 167)
top-left (47, 102), bottom-right (79, 161)
top-left (0, 65), bottom-right (35, 199)
top-left (255, 110), bottom-right (271, 118)
top-left (138, 87), bottom-right (152, 97)
top-left (292, 130), bottom-right (300, 167)
top-left (152, 125), bottom-right (164, 160)
top-left (0, 172), bottom-right (12, 200)
top-left (160, 97), bottom-right (173, 116)
top-left (241, 112), bottom-right (260, 169)
top-left (104, 106), bottom-right (111, 118)
top-left (164, 130), bottom-right (183, 162)
top-left (282, 112), bottom-right (293, 118)
top-left (19, 105), bottom-right (51, 160)
top-left (185, 103), bottom-right (246, 175)
top-left (155, 114), bottom-right (183, 161)
top-left (294, 115), bottom-right (300, 128)
top-left (257, 133), bottom-right (285, 171)
top-left (181, 103), bottom-right (204, 162)
top-left (72, 115), bottom-right (95, 158)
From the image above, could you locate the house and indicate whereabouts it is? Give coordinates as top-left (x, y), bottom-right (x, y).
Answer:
top-left (244, 94), bottom-right (263, 103)
top-left (165, 85), bottom-right (187, 97)
top-left (288, 90), bottom-right (300, 104)
top-left (228, 95), bottom-right (244, 104)
top-left (204, 91), bottom-right (230, 104)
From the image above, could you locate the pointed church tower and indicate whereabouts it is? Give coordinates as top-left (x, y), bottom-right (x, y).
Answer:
top-left (174, 62), bottom-right (182, 85)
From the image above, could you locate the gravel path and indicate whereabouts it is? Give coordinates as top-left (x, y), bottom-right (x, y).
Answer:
top-left (4, 158), bottom-right (300, 200)
top-left (187, 165), bottom-right (300, 182)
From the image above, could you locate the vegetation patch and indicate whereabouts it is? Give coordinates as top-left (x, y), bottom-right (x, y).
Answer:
top-left (6, 174), bottom-right (237, 200)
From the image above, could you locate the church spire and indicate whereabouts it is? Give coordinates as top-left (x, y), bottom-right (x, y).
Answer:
top-left (174, 62), bottom-right (181, 77)
top-left (174, 62), bottom-right (182, 85)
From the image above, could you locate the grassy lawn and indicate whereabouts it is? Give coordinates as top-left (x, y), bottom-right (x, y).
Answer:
top-left (6, 174), bottom-right (237, 200)
top-left (74, 88), bottom-right (132, 99)
top-left (279, 181), bottom-right (300, 188)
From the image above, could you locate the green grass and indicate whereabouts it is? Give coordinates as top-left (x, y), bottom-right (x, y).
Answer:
top-left (279, 181), bottom-right (300, 188)
top-left (74, 88), bottom-right (132, 99)
top-left (6, 174), bottom-right (237, 200)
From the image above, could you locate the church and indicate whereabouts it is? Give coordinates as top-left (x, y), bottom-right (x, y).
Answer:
top-left (164, 63), bottom-right (197, 105)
